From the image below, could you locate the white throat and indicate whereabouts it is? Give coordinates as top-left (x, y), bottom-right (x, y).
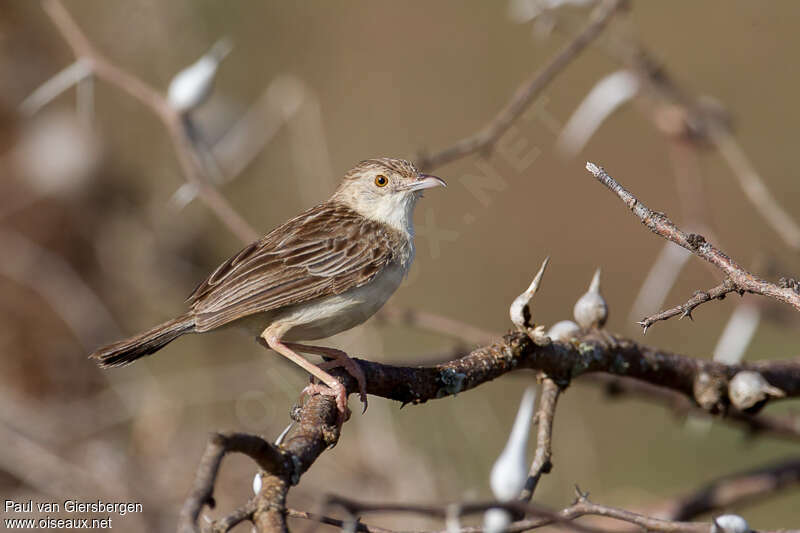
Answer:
top-left (345, 191), bottom-right (419, 238)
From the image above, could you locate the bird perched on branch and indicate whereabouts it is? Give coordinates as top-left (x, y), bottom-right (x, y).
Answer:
top-left (90, 158), bottom-right (446, 416)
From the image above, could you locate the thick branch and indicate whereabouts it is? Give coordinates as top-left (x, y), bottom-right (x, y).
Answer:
top-left (178, 432), bottom-right (291, 533)
top-left (340, 332), bottom-right (800, 407)
top-left (183, 329), bottom-right (799, 531)
top-left (417, 0), bottom-right (627, 170)
top-left (585, 162), bottom-right (800, 322)
top-left (236, 330), bottom-right (798, 529)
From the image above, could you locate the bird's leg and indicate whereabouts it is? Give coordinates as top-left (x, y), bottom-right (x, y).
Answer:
top-left (284, 343), bottom-right (368, 412)
top-left (261, 333), bottom-right (349, 418)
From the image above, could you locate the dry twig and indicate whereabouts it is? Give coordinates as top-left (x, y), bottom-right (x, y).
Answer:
top-left (519, 378), bottom-right (560, 502)
top-left (585, 162), bottom-right (800, 330)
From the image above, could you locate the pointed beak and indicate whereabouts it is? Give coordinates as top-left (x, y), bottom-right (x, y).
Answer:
top-left (407, 173), bottom-right (447, 191)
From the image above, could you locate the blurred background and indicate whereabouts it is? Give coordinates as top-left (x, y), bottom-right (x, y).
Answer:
top-left (1, 1), bottom-right (799, 531)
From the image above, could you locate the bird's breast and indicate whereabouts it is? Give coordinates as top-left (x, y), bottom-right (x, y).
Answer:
top-left (277, 259), bottom-right (409, 341)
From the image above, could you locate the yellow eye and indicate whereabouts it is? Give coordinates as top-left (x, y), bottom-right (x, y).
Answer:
top-left (374, 175), bottom-right (388, 187)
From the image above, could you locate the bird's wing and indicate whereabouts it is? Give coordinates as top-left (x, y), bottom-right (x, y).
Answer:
top-left (187, 202), bottom-right (402, 331)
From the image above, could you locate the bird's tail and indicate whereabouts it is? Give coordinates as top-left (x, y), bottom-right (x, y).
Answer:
top-left (89, 314), bottom-right (195, 368)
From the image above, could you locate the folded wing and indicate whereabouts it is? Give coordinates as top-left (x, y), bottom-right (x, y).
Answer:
top-left (187, 203), bottom-right (400, 331)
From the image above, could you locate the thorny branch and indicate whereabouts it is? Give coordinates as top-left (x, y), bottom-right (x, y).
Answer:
top-left (417, 0), bottom-right (628, 171)
top-left (585, 162), bottom-right (800, 329)
top-left (185, 328), bottom-right (800, 531)
top-left (298, 488), bottom-right (795, 533)
top-left (637, 279), bottom-right (739, 333)
top-left (323, 494), bottom-right (609, 533)
top-left (288, 482), bottom-right (800, 533)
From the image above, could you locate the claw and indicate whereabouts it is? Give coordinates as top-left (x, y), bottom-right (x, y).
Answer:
top-left (318, 353), bottom-right (368, 414)
top-left (302, 382), bottom-right (350, 423)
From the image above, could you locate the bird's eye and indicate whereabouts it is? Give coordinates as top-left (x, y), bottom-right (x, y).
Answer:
top-left (374, 175), bottom-right (389, 187)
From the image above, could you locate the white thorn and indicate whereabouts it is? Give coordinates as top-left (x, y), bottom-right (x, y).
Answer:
top-left (490, 386), bottom-right (536, 501)
top-left (573, 267), bottom-right (608, 329)
top-left (445, 504), bottom-right (462, 533)
top-left (483, 508), bottom-right (512, 533)
top-left (589, 268), bottom-right (601, 292)
top-left (167, 38), bottom-right (233, 113)
top-left (510, 256), bottom-right (550, 330)
top-left (274, 422), bottom-right (293, 446)
top-left (728, 371), bottom-right (784, 411)
top-left (557, 70), bottom-right (640, 157)
top-left (711, 514), bottom-right (750, 533)
top-left (712, 303), bottom-right (760, 364)
top-left (548, 320), bottom-right (580, 341)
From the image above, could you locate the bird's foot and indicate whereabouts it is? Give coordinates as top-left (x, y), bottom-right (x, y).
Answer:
top-left (286, 343), bottom-right (368, 413)
top-left (319, 356), bottom-right (368, 413)
top-left (301, 381), bottom-right (350, 423)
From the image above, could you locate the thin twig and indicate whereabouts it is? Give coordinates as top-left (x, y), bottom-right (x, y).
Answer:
top-left (18, 58), bottom-right (92, 115)
top-left (325, 495), bottom-right (609, 533)
top-left (211, 500), bottom-right (257, 533)
top-left (42, 0), bottom-right (259, 244)
top-left (417, 0), bottom-right (627, 170)
top-left (565, 492), bottom-right (707, 533)
top-left (637, 279), bottom-right (739, 333)
top-left (286, 508), bottom-right (397, 533)
top-left (519, 378), bottom-right (560, 502)
top-left (628, 242), bottom-right (693, 326)
top-left (585, 162), bottom-right (800, 326)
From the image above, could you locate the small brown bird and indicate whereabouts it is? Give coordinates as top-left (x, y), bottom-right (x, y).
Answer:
top-left (90, 158), bottom-right (446, 415)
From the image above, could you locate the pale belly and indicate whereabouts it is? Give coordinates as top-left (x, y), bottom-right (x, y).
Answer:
top-left (240, 261), bottom-right (406, 341)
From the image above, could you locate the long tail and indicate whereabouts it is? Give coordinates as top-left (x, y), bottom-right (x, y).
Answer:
top-left (90, 314), bottom-right (195, 368)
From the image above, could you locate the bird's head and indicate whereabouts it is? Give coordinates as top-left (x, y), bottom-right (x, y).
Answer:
top-left (333, 158), bottom-right (446, 234)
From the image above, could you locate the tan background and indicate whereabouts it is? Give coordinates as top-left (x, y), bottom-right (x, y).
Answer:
top-left (1, 1), bottom-right (798, 531)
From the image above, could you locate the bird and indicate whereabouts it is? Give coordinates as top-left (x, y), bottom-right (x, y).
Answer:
top-left (89, 158), bottom-right (446, 417)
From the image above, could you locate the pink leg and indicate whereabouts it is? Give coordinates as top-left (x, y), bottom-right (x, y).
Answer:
top-left (261, 332), bottom-right (348, 417)
top-left (285, 343), bottom-right (368, 413)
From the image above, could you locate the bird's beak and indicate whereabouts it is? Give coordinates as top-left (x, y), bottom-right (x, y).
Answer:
top-left (407, 174), bottom-right (447, 191)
